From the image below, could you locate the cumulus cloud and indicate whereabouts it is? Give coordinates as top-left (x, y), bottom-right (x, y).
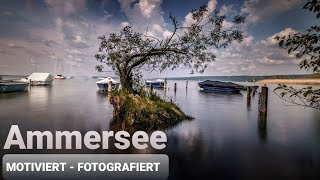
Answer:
top-left (262, 27), bottom-right (298, 46)
top-left (121, 21), bottom-right (130, 28)
top-left (118, 0), bottom-right (171, 39)
top-left (241, 0), bottom-right (301, 23)
top-left (183, 0), bottom-right (217, 27)
top-left (0, 0), bottom-right (308, 76)
top-left (66, 49), bottom-right (82, 55)
top-left (138, 0), bottom-right (162, 18)
top-left (258, 57), bottom-right (286, 65)
top-left (219, 4), bottom-right (236, 16)
top-left (118, 0), bottom-right (164, 25)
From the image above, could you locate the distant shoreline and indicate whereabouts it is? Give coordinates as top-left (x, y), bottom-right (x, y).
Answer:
top-left (257, 78), bottom-right (320, 85)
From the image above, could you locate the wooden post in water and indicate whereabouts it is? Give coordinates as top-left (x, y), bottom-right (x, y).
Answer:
top-left (108, 81), bottom-right (113, 93)
top-left (174, 83), bottom-right (177, 92)
top-left (247, 86), bottom-right (252, 105)
top-left (150, 84), bottom-right (153, 92)
top-left (186, 81), bottom-right (188, 89)
top-left (258, 85), bottom-right (268, 129)
top-left (164, 78), bottom-right (167, 89)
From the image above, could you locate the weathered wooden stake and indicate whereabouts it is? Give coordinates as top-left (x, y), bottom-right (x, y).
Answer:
top-left (164, 78), bottom-right (167, 89)
top-left (108, 81), bottom-right (113, 93)
top-left (150, 84), bottom-right (153, 92)
top-left (186, 81), bottom-right (188, 88)
top-left (258, 86), bottom-right (268, 129)
top-left (247, 86), bottom-right (252, 105)
top-left (174, 83), bottom-right (177, 92)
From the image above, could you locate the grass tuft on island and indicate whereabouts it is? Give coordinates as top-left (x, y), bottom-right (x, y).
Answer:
top-left (110, 90), bottom-right (193, 132)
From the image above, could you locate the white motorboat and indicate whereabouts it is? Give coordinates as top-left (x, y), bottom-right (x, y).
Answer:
top-left (96, 77), bottom-right (120, 91)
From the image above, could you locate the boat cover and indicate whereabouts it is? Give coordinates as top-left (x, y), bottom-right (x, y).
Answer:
top-left (27, 73), bottom-right (53, 82)
top-left (198, 80), bottom-right (244, 89)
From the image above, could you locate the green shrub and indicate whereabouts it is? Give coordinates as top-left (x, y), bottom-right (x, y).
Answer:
top-left (110, 90), bottom-right (193, 132)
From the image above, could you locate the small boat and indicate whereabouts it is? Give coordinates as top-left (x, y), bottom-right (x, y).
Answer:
top-left (198, 80), bottom-right (245, 93)
top-left (96, 77), bottom-right (120, 91)
top-left (0, 81), bottom-right (29, 93)
top-left (54, 74), bottom-right (66, 80)
top-left (145, 79), bottom-right (165, 88)
top-left (66, 76), bottom-right (73, 79)
top-left (19, 73), bottom-right (54, 86)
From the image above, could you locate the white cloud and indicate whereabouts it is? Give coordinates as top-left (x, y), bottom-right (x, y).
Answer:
top-left (163, 30), bottom-right (173, 38)
top-left (138, 0), bottom-right (161, 18)
top-left (258, 57), bottom-right (286, 65)
top-left (183, 0), bottom-right (217, 27)
top-left (241, 0), bottom-right (301, 23)
top-left (73, 35), bottom-right (86, 44)
top-left (121, 21), bottom-right (130, 28)
top-left (118, 0), bottom-right (170, 39)
top-left (66, 49), bottom-right (82, 55)
top-left (219, 4), bottom-right (236, 16)
top-left (242, 35), bottom-right (254, 46)
top-left (262, 27), bottom-right (298, 46)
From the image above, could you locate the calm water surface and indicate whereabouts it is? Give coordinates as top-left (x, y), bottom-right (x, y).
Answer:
top-left (0, 78), bottom-right (319, 179)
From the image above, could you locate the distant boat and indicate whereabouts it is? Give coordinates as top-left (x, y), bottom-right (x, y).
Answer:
top-left (198, 80), bottom-right (245, 93)
top-left (66, 76), bottom-right (73, 79)
top-left (54, 74), bottom-right (66, 80)
top-left (96, 77), bottom-right (120, 91)
top-left (145, 79), bottom-right (165, 88)
top-left (0, 81), bottom-right (29, 93)
top-left (20, 73), bottom-right (54, 86)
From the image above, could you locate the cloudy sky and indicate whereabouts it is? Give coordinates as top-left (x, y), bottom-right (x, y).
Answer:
top-left (0, 0), bottom-right (317, 77)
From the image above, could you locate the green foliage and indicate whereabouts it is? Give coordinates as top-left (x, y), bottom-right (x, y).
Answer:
top-left (303, 73), bottom-right (320, 78)
top-left (272, 75), bottom-right (289, 79)
top-left (95, 4), bottom-right (245, 91)
top-left (110, 90), bottom-right (193, 132)
top-left (275, 0), bottom-right (320, 73)
top-left (274, 0), bottom-right (320, 110)
top-left (274, 85), bottom-right (320, 110)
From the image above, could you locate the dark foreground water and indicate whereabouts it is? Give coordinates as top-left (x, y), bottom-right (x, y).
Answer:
top-left (0, 78), bottom-right (320, 180)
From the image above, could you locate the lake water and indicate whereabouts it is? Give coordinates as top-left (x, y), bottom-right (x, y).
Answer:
top-left (0, 78), bottom-right (319, 179)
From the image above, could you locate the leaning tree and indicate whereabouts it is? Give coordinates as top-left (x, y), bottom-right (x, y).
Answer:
top-left (95, 5), bottom-right (245, 92)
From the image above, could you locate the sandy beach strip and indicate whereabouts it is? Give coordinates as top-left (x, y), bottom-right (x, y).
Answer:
top-left (257, 79), bottom-right (320, 85)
